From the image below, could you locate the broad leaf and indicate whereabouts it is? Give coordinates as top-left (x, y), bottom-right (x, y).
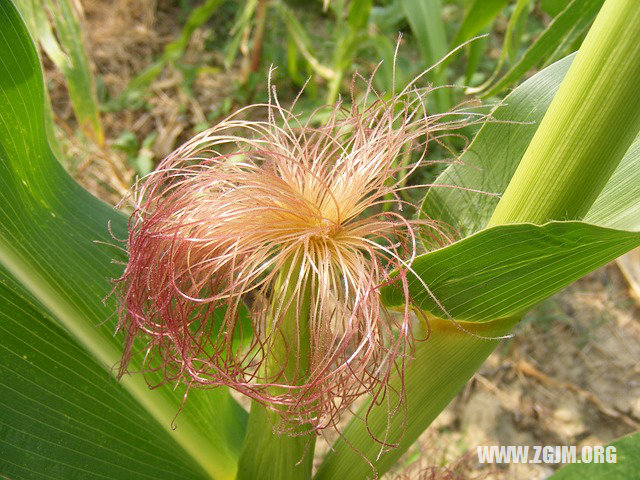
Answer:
top-left (0, 268), bottom-right (208, 479)
top-left (0, 3), bottom-right (246, 478)
top-left (382, 222), bottom-right (640, 321)
top-left (482, 0), bottom-right (603, 98)
top-left (422, 53), bottom-right (640, 235)
top-left (421, 54), bottom-right (575, 237)
top-left (584, 135), bottom-right (640, 231)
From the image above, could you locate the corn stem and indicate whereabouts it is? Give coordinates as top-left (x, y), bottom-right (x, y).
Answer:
top-left (236, 256), bottom-right (315, 480)
top-left (489, 0), bottom-right (640, 226)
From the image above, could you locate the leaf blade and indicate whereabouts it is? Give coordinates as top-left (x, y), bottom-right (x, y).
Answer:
top-left (421, 54), bottom-right (576, 236)
top-left (317, 46), bottom-right (640, 480)
top-left (382, 222), bottom-right (640, 320)
top-left (0, 267), bottom-right (209, 479)
top-left (482, 0), bottom-right (603, 98)
top-left (548, 432), bottom-right (640, 479)
top-left (400, 0), bottom-right (450, 111)
top-left (0, 3), bottom-right (246, 478)
top-left (451, 0), bottom-right (509, 49)
top-left (422, 52), bottom-right (640, 236)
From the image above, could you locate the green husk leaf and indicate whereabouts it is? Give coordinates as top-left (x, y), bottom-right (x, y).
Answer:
top-left (422, 53), bottom-right (640, 236)
top-left (489, 0), bottom-right (640, 225)
top-left (421, 54), bottom-right (575, 237)
top-left (236, 258), bottom-right (315, 480)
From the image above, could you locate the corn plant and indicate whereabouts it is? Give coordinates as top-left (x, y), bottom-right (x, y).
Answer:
top-left (221, 1), bottom-right (608, 117)
top-left (375, 0), bottom-right (608, 109)
top-left (1, 1), bottom-right (640, 480)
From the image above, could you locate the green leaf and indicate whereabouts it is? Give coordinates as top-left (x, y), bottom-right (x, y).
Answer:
top-left (30, 0), bottom-right (105, 145)
top-left (370, 1), bottom-right (406, 33)
top-left (468, 0), bottom-right (531, 89)
top-left (422, 52), bottom-right (640, 236)
top-left (10, 0), bottom-right (63, 158)
top-left (488, 0), bottom-right (640, 226)
top-left (315, 317), bottom-right (517, 480)
top-left (325, 0), bottom-right (374, 103)
top-left (482, 0), bottom-right (603, 98)
top-left (275, 2), bottom-right (336, 81)
top-left (505, 0), bottom-right (532, 61)
top-left (463, 28), bottom-right (489, 85)
top-left (400, 0), bottom-right (447, 66)
top-left (400, 0), bottom-right (450, 111)
top-left (584, 135), bottom-right (640, 231)
top-left (422, 54), bottom-right (575, 237)
top-left (382, 222), bottom-right (640, 320)
top-left (164, 0), bottom-right (225, 61)
top-left (346, 0), bottom-right (372, 31)
top-left (0, 2), bottom-right (246, 478)
top-left (368, 34), bottom-right (397, 92)
top-left (113, 0), bottom-right (224, 107)
top-left (0, 268), bottom-right (209, 479)
top-left (14, 0), bottom-right (66, 66)
top-left (542, 0), bottom-right (571, 17)
top-left (224, 0), bottom-right (258, 69)
top-left (451, 0), bottom-right (509, 49)
top-left (548, 432), bottom-right (640, 479)
top-left (318, 43), bottom-right (640, 480)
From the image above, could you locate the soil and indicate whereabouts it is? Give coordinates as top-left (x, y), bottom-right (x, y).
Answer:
top-left (42, 2), bottom-right (640, 479)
